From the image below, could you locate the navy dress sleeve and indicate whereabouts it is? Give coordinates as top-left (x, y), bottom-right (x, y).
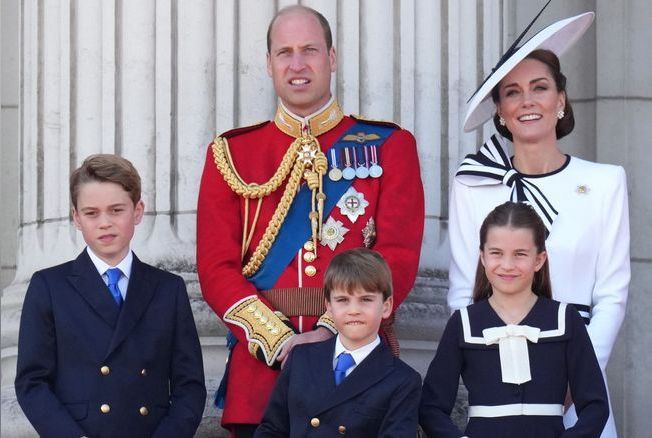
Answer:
top-left (15, 271), bottom-right (87, 437)
top-left (419, 310), bottom-right (465, 438)
top-left (254, 351), bottom-right (293, 437)
top-left (561, 306), bottom-right (609, 437)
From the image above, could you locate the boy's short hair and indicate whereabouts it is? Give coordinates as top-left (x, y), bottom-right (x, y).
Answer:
top-left (324, 248), bottom-right (393, 301)
top-left (70, 154), bottom-right (141, 208)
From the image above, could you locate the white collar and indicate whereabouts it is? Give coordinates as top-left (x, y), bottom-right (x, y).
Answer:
top-left (86, 247), bottom-right (133, 279)
top-left (333, 334), bottom-right (380, 368)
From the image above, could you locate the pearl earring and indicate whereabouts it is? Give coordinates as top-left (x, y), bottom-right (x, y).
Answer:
top-left (557, 110), bottom-right (565, 119)
top-left (499, 116), bottom-right (506, 126)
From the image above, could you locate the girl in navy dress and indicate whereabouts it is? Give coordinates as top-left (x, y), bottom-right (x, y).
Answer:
top-left (420, 202), bottom-right (608, 437)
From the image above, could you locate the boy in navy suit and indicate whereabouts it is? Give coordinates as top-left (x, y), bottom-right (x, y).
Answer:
top-left (255, 248), bottom-right (421, 437)
top-left (15, 154), bottom-right (206, 437)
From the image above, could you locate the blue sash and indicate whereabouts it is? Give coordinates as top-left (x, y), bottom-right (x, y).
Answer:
top-left (248, 122), bottom-right (396, 290)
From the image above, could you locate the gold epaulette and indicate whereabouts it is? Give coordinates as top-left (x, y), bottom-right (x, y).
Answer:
top-left (315, 312), bottom-right (338, 334)
top-left (223, 296), bottom-right (294, 367)
top-left (217, 121), bottom-right (270, 139)
top-left (350, 114), bottom-right (401, 130)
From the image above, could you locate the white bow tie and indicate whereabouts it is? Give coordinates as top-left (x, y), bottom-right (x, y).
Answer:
top-left (483, 324), bottom-right (541, 384)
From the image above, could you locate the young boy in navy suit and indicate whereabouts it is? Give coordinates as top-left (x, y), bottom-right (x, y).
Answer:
top-left (15, 154), bottom-right (206, 438)
top-left (255, 248), bottom-right (421, 437)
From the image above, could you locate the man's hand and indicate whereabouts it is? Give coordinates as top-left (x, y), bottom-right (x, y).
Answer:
top-left (277, 327), bottom-right (334, 368)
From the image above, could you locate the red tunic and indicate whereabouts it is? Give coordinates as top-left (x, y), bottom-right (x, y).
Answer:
top-left (196, 113), bottom-right (424, 426)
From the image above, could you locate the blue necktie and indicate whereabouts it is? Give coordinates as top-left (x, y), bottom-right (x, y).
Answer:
top-left (334, 352), bottom-right (355, 385)
top-left (106, 268), bottom-right (124, 308)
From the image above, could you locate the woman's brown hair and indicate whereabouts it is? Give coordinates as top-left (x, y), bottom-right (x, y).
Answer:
top-left (491, 49), bottom-right (575, 141)
top-left (472, 201), bottom-right (552, 302)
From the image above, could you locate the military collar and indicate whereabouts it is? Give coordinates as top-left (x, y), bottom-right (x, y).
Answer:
top-left (274, 97), bottom-right (344, 138)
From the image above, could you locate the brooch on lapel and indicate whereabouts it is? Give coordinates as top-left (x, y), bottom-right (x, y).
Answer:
top-left (575, 184), bottom-right (590, 195)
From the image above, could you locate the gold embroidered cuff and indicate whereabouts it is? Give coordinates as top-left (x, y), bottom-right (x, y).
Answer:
top-left (315, 312), bottom-right (338, 334)
top-left (223, 296), bottom-right (294, 367)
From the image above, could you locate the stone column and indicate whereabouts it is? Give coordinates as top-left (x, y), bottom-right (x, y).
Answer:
top-left (1, 1), bottom-right (501, 436)
top-left (595, 1), bottom-right (652, 435)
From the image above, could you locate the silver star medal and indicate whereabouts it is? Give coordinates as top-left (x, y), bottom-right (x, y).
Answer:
top-left (336, 187), bottom-right (369, 223)
top-left (320, 217), bottom-right (349, 250)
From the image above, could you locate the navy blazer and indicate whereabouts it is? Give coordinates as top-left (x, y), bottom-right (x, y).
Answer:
top-left (255, 337), bottom-right (421, 437)
top-left (15, 250), bottom-right (206, 438)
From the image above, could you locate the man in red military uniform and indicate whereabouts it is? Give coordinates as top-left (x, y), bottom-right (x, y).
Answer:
top-left (196, 5), bottom-right (424, 436)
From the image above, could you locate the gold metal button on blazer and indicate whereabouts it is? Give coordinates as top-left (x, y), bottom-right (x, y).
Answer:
top-left (100, 366), bottom-right (110, 376)
top-left (140, 368), bottom-right (147, 376)
top-left (139, 406), bottom-right (149, 416)
top-left (100, 404), bottom-right (110, 414)
top-left (303, 241), bottom-right (315, 252)
top-left (304, 265), bottom-right (317, 277)
top-left (303, 251), bottom-right (316, 262)
top-left (338, 425), bottom-right (346, 434)
top-left (310, 417), bottom-right (320, 427)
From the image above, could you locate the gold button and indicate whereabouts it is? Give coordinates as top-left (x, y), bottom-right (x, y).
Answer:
top-left (139, 406), bottom-right (149, 416)
top-left (304, 265), bottom-right (317, 277)
top-left (310, 417), bottom-right (320, 428)
top-left (260, 315), bottom-right (269, 324)
top-left (338, 425), bottom-right (346, 434)
top-left (140, 368), bottom-right (147, 376)
top-left (303, 251), bottom-right (316, 262)
top-left (303, 241), bottom-right (315, 251)
top-left (100, 404), bottom-right (110, 414)
top-left (100, 366), bottom-right (110, 376)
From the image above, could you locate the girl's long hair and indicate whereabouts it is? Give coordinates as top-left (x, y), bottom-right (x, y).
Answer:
top-left (472, 202), bottom-right (552, 302)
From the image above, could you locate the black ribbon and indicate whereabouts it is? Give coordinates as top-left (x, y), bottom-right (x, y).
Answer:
top-left (456, 135), bottom-right (558, 236)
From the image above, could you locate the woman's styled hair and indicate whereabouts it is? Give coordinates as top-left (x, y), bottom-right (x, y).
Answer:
top-left (472, 201), bottom-right (552, 302)
top-left (491, 49), bottom-right (575, 141)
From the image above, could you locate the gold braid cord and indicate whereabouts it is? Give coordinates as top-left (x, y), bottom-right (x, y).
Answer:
top-left (315, 312), bottom-right (338, 334)
top-left (223, 296), bottom-right (294, 366)
top-left (212, 135), bottom-right (328, 278)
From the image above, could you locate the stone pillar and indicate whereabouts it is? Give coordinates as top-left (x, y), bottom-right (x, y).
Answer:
top-left (1, 1), bottom-right (501, 436)
top-left (595, 1), bottom-right (652, 435)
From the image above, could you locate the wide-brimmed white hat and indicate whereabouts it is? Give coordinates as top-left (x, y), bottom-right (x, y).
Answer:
top-left (463, 11), bottom-right (595, 132)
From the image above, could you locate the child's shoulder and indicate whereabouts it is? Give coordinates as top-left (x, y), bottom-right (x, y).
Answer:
top-left (135, 258), bottom-right (183, 282)
top-left (390, 354), bottom-right (421, 381)
top-left (31, 258), bottom-right (77, 280)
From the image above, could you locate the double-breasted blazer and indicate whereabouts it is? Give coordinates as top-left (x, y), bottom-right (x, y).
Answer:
top-left (15, 250), bottom-right (206, 438)
top-left (255, 337), bottom-right (421, 437)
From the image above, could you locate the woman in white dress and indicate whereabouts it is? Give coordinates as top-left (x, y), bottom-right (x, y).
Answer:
top-left (447, 11), bottom-right (629, 437)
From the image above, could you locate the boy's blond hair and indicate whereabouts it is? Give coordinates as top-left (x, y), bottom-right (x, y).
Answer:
top-left (70, 154), bottom-right (141, 208)
top-left (324, 248), bottom-right (393, 301)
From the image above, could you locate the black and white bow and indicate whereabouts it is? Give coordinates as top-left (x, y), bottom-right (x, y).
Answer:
top-left (455, 134), bottom-right (558, 235)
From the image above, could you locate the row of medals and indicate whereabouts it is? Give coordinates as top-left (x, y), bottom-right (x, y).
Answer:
top-left (327, 144), bottom-right (383, 182)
